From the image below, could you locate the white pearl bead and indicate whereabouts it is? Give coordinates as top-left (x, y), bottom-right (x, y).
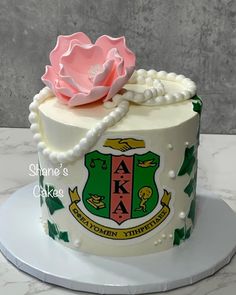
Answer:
top-left (36, 95), bottom-right (46, 104)
top-left (162, 234), bottom-right (166, 239)
top-left (160, 89), bottom-right (165, 96)
top-left (33, 94), bottom-right (40, 101)
top-left (49, 152), bottom-right (58, 163)
top-left (167, 144), bottom-right (173, 150)
top-left (29, 101), bottom-right (38, 112)
top-left (179, 212), bottom-right (186, 219)
top-left (182, 78), bottom-right (191, 84)
top-left (37, 142), bottom-right (46, 151)
top-left (66, 149), bottom-right (76, 161)
top-left (86, 129), bottom-right (96, 138)
top-left (100, 118), bottom-right (110, 128)
top-left (134, 93), bottom-right (144, 103)
top-left (137, 75), bottom-right (146, 85)
top-left (144, 89), bottom-right (153, 100)
top-left (115, 103), bottom-right (125, 117)
top-left (33, 133), bottom-right (42, 142)
top-left (103, 101), bottom-right (115, 109)
top-left (169, 234), bottom-right (173, 239)
top-left (57, 152), bottom-right (68, 163)
top-left (107, 113), bottom-right (117, 125)
top-left (30, 123), bottom-right (39, 133)
top-left (188, 87), bottom-right (196, 97)
top-left (151, 88), bottom-right (158, 97)
top-left (166, 72), bottom-right (177, 79)
top-left (43, 148), bottom-right (50, 157)
top-left (165, 94), bottom-right (174, 104)
top-left (176, 74), bottom-right (185, 81)
top-left (155, 96), bottom-right (165, 105)
top-left (168, 170), bottom-right (176, 179)
top-left (182, 90), bottom-right (191, 99)
top-left (40, 87), bottom-right (52, 97)
top-left (73, 145), bottom-right (83, 157)
top-left (79, 138), bottom-right (88, 150)
top-left (154, 241), bottom-right (158, 246)
top-left (147, 69), bottom-right (156, 77)
top-left (174, 93), bottom-right (183, 101)
top-left (28, 112), bottom-right (37, 124)
top-left (137, 69), bottom-right (146, 76)
top-left (157, 71), bottom-right (167, 79)
top-left (124, 91), bottom-right (134, 100)
top-left (74, 239), bottom-right (81, 248)
top-left (145, 77), bottom-right (153, 86)
top-left (153, 79), bottom-right (161, 88)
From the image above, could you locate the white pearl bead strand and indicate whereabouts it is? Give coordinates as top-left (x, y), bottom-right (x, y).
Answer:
top-left (29, 69), bottom-right (197, 165)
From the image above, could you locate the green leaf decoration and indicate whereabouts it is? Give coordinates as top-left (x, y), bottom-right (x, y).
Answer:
top-left (39, 170), bottom-right (44, 187)
top-left (184, 179), bottom-right (194, 197)
top-left (40, 193), bottom-right (44, 207)
top-left (39, 162), bottom-right (44, 206)
top-left (188, 199), bottom-right (196, 224)
top-left (191, 95), bottom-right (203, 115)
top-left (173, 226), bottom-right (192, 246)
top-left (173, 227), bottom-right (185, 245)
top-left (178, 146), bottom-right (195, 176)
top-left (196, 124), bottom-right (200, 146)
top-left (47, 220), bottom-right (69, 242)
top-left (184, 171), bottom-right (197, 198)
top-left (45, 184), bottom-right (64, 215)
top-left (59, 231), bottom-right (69, 242)
top-left (47, 220), bottom-right (59, 240)
top-left (185, 227), bottom-right (192, 239)
top-left (192, 101), bottom-right (202, 114)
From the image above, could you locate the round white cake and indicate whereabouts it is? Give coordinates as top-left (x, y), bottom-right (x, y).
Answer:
top-left (29, 70), bottom-right (202, 256)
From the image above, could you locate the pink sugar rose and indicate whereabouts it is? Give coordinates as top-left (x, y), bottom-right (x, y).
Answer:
top-left (41, 32), bottom-right (136, 106)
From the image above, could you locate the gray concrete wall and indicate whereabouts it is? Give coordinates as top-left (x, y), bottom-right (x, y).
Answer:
top-left (0, 0), bottom-right (235, 133)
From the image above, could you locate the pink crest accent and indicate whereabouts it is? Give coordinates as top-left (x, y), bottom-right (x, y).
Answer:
top-left (41, 33), bottom-right (136, 106)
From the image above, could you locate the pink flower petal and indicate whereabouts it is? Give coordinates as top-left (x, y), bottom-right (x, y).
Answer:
top-left (61, 44), bottom-right (105, 90)
top-left (68, 86), bottom-right (109, 107)
top-left (106, 48), bottom-right (124, 76)
top-left (104, 67), bottom-right (134, 101)
top-left (54, 78), bottom-right (77, 98)
top-left (93, 59), bottom-right (114, 86)
top-left (94, 48), bottom-right (125, 88)
top-left (50, 32), bottom-right (91, 72)
top-left (42, 33), bottom-right (136, 107)
top-left (95, 35), bottom-right (135, 69)
top-left (59, 65), bottom-right (90, 93)
top-left (41, 66), bottom-right (70, 103)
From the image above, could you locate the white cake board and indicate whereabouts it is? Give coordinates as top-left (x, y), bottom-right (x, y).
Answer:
top-left (0, 183), bottom-right (236, 294)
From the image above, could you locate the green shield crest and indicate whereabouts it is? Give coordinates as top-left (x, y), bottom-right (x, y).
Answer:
top-left (82, 150), bottom-right (160, 224)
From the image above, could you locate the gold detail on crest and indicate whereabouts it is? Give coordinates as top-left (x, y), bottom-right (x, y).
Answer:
top-left (135, 186), bottom-right (153, 212)
top-left (161, 189), bottom-right (171, 205)
top-left (87, 194), bottom-right (106, 209)
top-left (103, 138), bottom-right (145, 152)
top-left (69, 187), bottom-right (172, 240)
top-left (138, 159), bottom-right (157, 168)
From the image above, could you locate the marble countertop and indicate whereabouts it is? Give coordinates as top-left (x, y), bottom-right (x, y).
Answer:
top-left (0, 128), bottom-right (235, 295)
